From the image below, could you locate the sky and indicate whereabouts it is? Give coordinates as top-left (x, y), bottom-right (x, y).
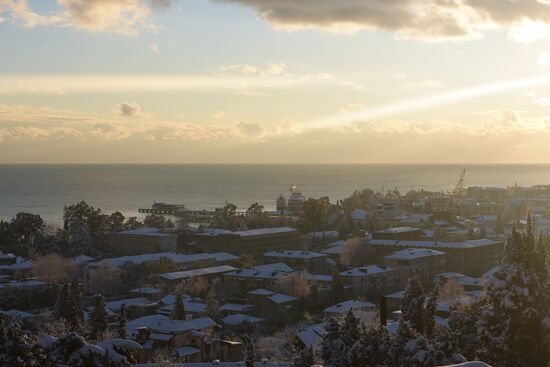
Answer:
top-left (1, 0), bottom-right (550, 163)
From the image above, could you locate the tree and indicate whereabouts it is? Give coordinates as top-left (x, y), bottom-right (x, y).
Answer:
top-left (423, 287), bottom-right (439, 339)
top-left (245, 202), bottom-right (269, 229)
top-left (213, 203), bottom-right (241, 230)
top-left (118, 304), bottom-right (128, 339)
top-left (108, 212), bottom-right (125, 233)
top-left (320, 316), bottom-right (345, 367)
top-left (205, 288), bottom-right (220, 320)
top-left (0, 317), bottom-right (42, 366)
top-left (476, 222), bottom-right (550, 367)
top-left (299, 198), bottom-right (330, 233)
top-left (293, 346), bottom-right (316, 367)
top-left (32, 254), bottom-right (76, 284)
top-left (10, 212), bottom-right (44, 248)
top-left (54, 283), bottom-right (70, 321)
top-left (171, 294), bottom-right (186, 320)
top-left (124, 217), bottom-right (142, 230)
top-left (243, 335), bottom-right (256, 367)
top-left (276, 272), bottom-right (311, 298)
top-left (346, 326), bottom-right (389, 367)
top-left (89, 294), bottom-right (109, 341)
top-left (331, 271), bottom-right (345, 302)
top-left (401, 277), bottom-right (425, 333)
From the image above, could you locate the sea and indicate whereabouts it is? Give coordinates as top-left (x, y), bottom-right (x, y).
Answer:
top-left (2, 164), bottom-right (550, 225)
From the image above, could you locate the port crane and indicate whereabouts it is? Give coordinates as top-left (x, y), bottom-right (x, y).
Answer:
top-left (453, 168), bottom-right (466, 197)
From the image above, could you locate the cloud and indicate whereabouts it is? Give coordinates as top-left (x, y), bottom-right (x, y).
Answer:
top-left (236, 121), bottom-right (266, 137)
top-left (114, 102), bottom-right (143, 117)
top-left (539, 52), bottom-right (550, 66)
top-left (0, 0), bottom-right (172, 35)
top-left (148, 42), bottom-right (160, 53)
top-left (532, 98), bottom-right (550, 106)
top-left (212, 110), bottom-right (226, 119)
top-left (214, 0), bottom-right (550, 41)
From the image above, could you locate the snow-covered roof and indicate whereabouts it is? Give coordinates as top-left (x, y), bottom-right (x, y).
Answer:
top-left (339, 265), bottom-right (394, 277)
top-left (435, 272), bottom-right (481, 287)
top-left (115, 228), bottom-right (175, 237)
top-left (233, 227), bottom-right (298, 237)
top-left (376, 226), bottom-right (422, 234)
top-left (130, 287), bottom-right (161, 295)
top-left (351, 209), bottom-right (368, 220)
top-left (1, 309), bottom-right (33, 319)
top-left (0, 279), bottom-right (46, 289)
top-left (264, 250), bottom-right (326, 259)
top-left (219, 303), bottom-right (253, 312)
top-left (321, 245), bottom-right (344, 255)
top-left (304, 273), bottom-right (332, 282)
top-left (385, 248), bottom-right (446, 260)
top-left (371, 238), bottom-right (500, 250)
top-left (74, 255), bottom-right (95, 264)
top-left (127, 314), bottom-right (216, 335)
top-left (222, 313), bottom-right (264, 325)
top-left (295, 322), bottom-right (326, 348)
top-left (160, 265), bottom-right (237, 281)
top-left (323, 300), bottom-right (375, 314)
top-left (106, 297), bottom-right (157, 312)
top-left (175, 346), bottom-right (201, 357)
top-left (268, 293), bottom-right (297, 304)
top-left (89, 252), bottom-right (216, 269)
top-left (224, 263), bottom-right (294, 280)
top-left (248, 288), bottom-right (274, 296)
top-left (210, 252), bottom-right (241, 262)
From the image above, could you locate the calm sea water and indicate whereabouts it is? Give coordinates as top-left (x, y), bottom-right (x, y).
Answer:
top-left (2, 164), bottom-right (550, 225)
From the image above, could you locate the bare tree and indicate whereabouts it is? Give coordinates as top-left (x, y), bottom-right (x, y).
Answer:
top-left (33, 254), bottom-right (77, 284)
top-left (276, 272), bottom-right (311, 298)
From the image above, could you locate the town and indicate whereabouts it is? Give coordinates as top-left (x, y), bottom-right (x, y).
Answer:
top-left (0, 181), bottom-right (548, 367)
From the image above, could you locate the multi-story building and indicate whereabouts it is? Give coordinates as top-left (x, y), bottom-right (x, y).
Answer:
top-left (195, 227), bottom-right (300, 257)
top-left (107, 228), bottom-right (178, 256)
top-left (263, 250), bottom-right (328, 273)
top-left (373, 227), bottom-right (423, 241)
top-left (339, 265), bottom-right (399, 298)
top-left (384, 248), bottom-right (446, 287)
top-left (368, 238), bottom-right (504, 276)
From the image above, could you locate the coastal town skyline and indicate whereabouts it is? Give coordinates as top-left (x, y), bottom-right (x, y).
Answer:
top-left (3, 0), bottom-right (550, 163)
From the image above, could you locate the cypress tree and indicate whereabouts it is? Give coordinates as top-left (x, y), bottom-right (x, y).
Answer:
top-left (243, 335), bottom-right (255, 367)
top-left (171, 294), bottom-right (186, 320)
top-left (118, 303), bottom-right (128, 339)
top-left (401, 277), bottom-right (425, 333)
top-left (205, 288), bottom-right (220, 320)
top-left (89, 294), bottom-right (108, 341)
top-left (423, 286), bottom-right (439, 339)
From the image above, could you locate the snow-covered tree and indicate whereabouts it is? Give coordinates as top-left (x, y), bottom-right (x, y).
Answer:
top-left (423, 286), bottom-right (439, 339)
top-left (0, 317), bottom-right (42, 366)
top-left (476, 221), bottom-right (550, 367)
top-left (341, 309), bottom-right (362, 348)
top-left (320, 316), bottom-right (345, 367)
top-left (171, 294), bottom-right (186, 320)
top-left (89, 294), bottom-right (109, 341)
top-left (243, 335), bottom-right (256, 367)
top-left (346, 326), bottom-right (389, 367)
top-left (292, 346), bottom-right (316, 367)
top-left (401, 277), bottom-right (425, 333)
top-left (118, 304), bottom-right (128, 339)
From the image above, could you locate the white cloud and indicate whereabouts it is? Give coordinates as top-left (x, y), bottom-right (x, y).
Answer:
top-left (237, 121), bottom-right (266, 137)
top-left (0, 0), bottom-right (171, 35)
top-left (539, 52), bottom-right (550, 66)
top-left (114, 102), bottom-right (143, 117)
top-left (532, 98), bottom-right (550, 106)
top-left (148, 42), bottom-right (160, 53)
top-left (212, 110), bottom-right (226, 119)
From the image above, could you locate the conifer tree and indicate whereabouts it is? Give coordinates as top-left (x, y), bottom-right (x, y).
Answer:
top-left (243, 335), bottom-right (255, 367)
top-left (205, 288), bottom-right (220, 320)
top-left (118, 303), bottom-right (128, 339)
top-left (332, 271), bottom-right (345, 301)
top-left (476, 220), bottom-right (550, 367)
top-left (171, 294), bottom-right (186, 320)
top-left (293, 346), bottom-right (316, 367)
top-left (423, 286), bottom-right (439, 339)
top-left (54, 282), bottom-right (69, 320)
top-left (347, 326), bottom-right (388, 367)
top-left (66, 279), bottom-right (84, 330)
top-left (401, 277), bottom-right (425, 333)
top-left (89, 294), bottom-right (109, 341)
top-left (341, 309), bottom-right (361, 348)
top-left (320, 316), bottom-right (345, 367)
